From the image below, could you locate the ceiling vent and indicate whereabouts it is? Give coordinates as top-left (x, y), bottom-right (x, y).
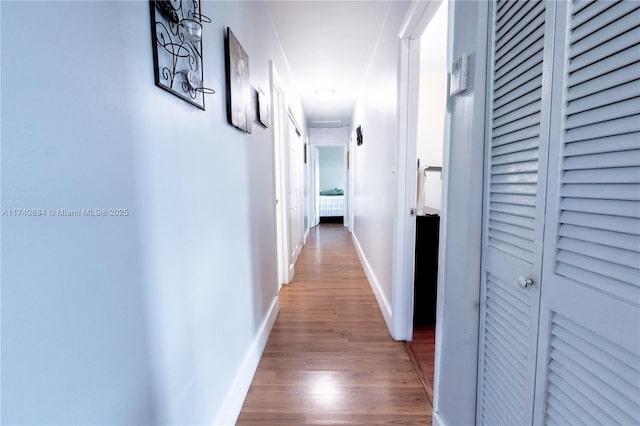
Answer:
top-left (312, 121), bottom-right (342, 128)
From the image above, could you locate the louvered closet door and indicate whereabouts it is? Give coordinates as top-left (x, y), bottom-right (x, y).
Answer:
top-left (477, 1), bottom-right (556, 424)
top-left (533, 1), bottom-right (640, 424)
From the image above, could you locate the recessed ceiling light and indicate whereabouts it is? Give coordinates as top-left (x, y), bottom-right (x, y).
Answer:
top-left (315, 88), bottom-right (336, 97)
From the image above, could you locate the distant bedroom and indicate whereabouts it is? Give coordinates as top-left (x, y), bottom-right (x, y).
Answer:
top-left (316, 145), bottom-right (346, 224)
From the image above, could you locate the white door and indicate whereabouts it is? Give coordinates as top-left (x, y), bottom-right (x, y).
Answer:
top-left (271, 63), bottom-right (289, 286)
top-left (287, 114), bottom-right (303, 272)
top-left (477, 1), bottom-right (556, 423)
top-left (533, 1), bottom-right (640, 423)
top-left (313, 146), bottom-right (320, 226)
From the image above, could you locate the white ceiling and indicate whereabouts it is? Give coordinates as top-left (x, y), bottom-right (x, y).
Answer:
top-left (266, 1), bottom-right (392, 127)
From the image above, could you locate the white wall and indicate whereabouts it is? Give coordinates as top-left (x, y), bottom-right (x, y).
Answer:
top-left (433, 1), bottom-right (488, 425)
top-left (309, 127), bottom-right (350, 145)
top-left (318, 146), bottom-right (345, 191)
top-left (416, 2), bottom-right (447, 213)
top-left (1, 1), bottom-right (304, 424)
top-left (351, 1), bottom-right (411, 332)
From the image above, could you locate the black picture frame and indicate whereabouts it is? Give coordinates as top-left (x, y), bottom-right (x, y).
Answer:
top-left (149, 0), bottom-right (210, 109)
top-left (225, 27), bottom-right (251, 133)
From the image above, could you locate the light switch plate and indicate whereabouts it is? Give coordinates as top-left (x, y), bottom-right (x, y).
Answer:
top-left (450, 53), bottom-right (469, 96)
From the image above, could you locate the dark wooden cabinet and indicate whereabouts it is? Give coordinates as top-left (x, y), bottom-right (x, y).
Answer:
top-left (413, 214), bottom-right (440, 326)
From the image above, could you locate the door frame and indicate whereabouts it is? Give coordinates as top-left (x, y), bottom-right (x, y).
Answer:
top-left (394, 0), bottom-right (443, 342)
top-left (311, 142), bottom-right (349, 228)
top-left (396, 2), bottom-right (489, 425)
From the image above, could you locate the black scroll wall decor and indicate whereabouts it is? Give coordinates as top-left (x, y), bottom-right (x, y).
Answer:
top-left (150, 0), bottom-right (214, 109)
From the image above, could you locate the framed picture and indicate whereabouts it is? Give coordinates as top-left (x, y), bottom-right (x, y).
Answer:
top-left (149, 0), bottom-right (212, 109)
top-left (257, 87), bottom-right (270, 128)
top-left (225, 27), bottom-right (251, 133)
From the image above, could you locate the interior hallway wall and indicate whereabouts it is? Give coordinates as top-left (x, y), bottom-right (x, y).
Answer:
top-left (1, 1), bottom-right (305, 424)
top-left (351, 1), bottom-right (411, 329)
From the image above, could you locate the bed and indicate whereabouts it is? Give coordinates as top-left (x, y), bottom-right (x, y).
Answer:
top-left (319, 188), bottom-right (345, 221)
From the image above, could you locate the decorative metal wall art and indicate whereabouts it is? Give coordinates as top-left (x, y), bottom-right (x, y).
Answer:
top-left (356, 125), bottom-right (363, 145)
top-left (149, 0), bottom-right (214, 110)
top-left (225, 28), bottom-right (251, 133)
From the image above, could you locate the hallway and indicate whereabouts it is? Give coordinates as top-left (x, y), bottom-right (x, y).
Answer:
top-left (237, 224), bottom-right (432, 424)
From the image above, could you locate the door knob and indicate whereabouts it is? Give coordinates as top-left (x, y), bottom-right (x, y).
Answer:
top-left (518, 276), bottom-right (534, 289)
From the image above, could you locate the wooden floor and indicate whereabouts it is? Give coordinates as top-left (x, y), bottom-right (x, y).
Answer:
top-left (237, 224), bottom-right (432, 425)
top-left (404, 325), bottom-right (436, 404)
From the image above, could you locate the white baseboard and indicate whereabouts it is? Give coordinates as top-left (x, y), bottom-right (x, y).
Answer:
top-left (433, 411), bottom-right (446, 426)
top-left (304, 227), bottom-right (310, 244)
top-left (351, 233), bottom-right (393, 334)
top-left (212, 296), bottom-right (279, 425)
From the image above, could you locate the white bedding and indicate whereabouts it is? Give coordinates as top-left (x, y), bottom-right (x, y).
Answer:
top-left (319, 195), bottom-right (344, 217)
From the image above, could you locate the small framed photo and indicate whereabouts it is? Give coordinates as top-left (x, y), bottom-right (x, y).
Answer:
top-left (257, 87), bottom-right (270, 128)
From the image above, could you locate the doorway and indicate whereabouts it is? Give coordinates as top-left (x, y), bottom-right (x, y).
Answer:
top-left (401, 0), bottom-right (448, 403)
top-left (315, 145), bottom-right (347, 224)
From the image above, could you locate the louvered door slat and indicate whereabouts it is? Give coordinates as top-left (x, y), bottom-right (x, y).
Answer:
top-left (560, 210), bottom-right (639, 234)
top-left (492, 146), bottom-right (538, 164)
top-left (566, 80), bottom-right (640, 115)
top-left (559, 223), bottom-right (640, 251)
top-left (493, 112), bottom-right (541, 138)
top-left (496, 0), bottom-right (540, 44)
top-left (494, 66), bottom-right (543, 104)
top-left (495, 37), bottom-right (545, 82)
top-left (570, 28), bottom-right (640, 72)
top-left (565, 115), bottom-right (640, 143)
top-left (572, 0), bottom-right (596, 15)
top-left (564, 150), bottom-right (640, 170)
top-left (569, 45), bottom-right (640, 85)
top-left (493, 100), bottom-right (541, 129)
top-left (560, 197), bottom-right (639, 218)
top-left (566, 98), bottom-right (640, 128)
top-left (496, 9), bottom-right (545, 64)
top-left (564, 167), bottom-right (640, 184)
top-left (557, 237), bottom-right (638, 269)
top-left (494, 86), bottom-right (541, 117)
top-left (561, 182), bottom-right (640, 200)
top-left (567, 63), bottom-right (640, 101)
top-left (543, 314), bottom-right (640, 424)
top-left (547, 363), bottom-right (620, 425)
top-left (571, 1), bottom-right (639, 43)
top-left (571, 8), bottom-right (640, 58)
top-left (571, 0), bottom-right (616, 28)
top-left (535, 3), bottom-right (640, 423)
top-left (492, 160), bottom-right (538, 175)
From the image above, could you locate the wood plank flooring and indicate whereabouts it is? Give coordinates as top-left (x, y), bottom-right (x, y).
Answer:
top-left (237, 224), bottom-right (432, 425)
top-left (404, 325), bottom-right (436, 404)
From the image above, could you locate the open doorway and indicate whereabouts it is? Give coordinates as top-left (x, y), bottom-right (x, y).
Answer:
top-left (316, 146), bottom-right (347, 224)
top-left (403, 0), bottom-right (448, 404)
